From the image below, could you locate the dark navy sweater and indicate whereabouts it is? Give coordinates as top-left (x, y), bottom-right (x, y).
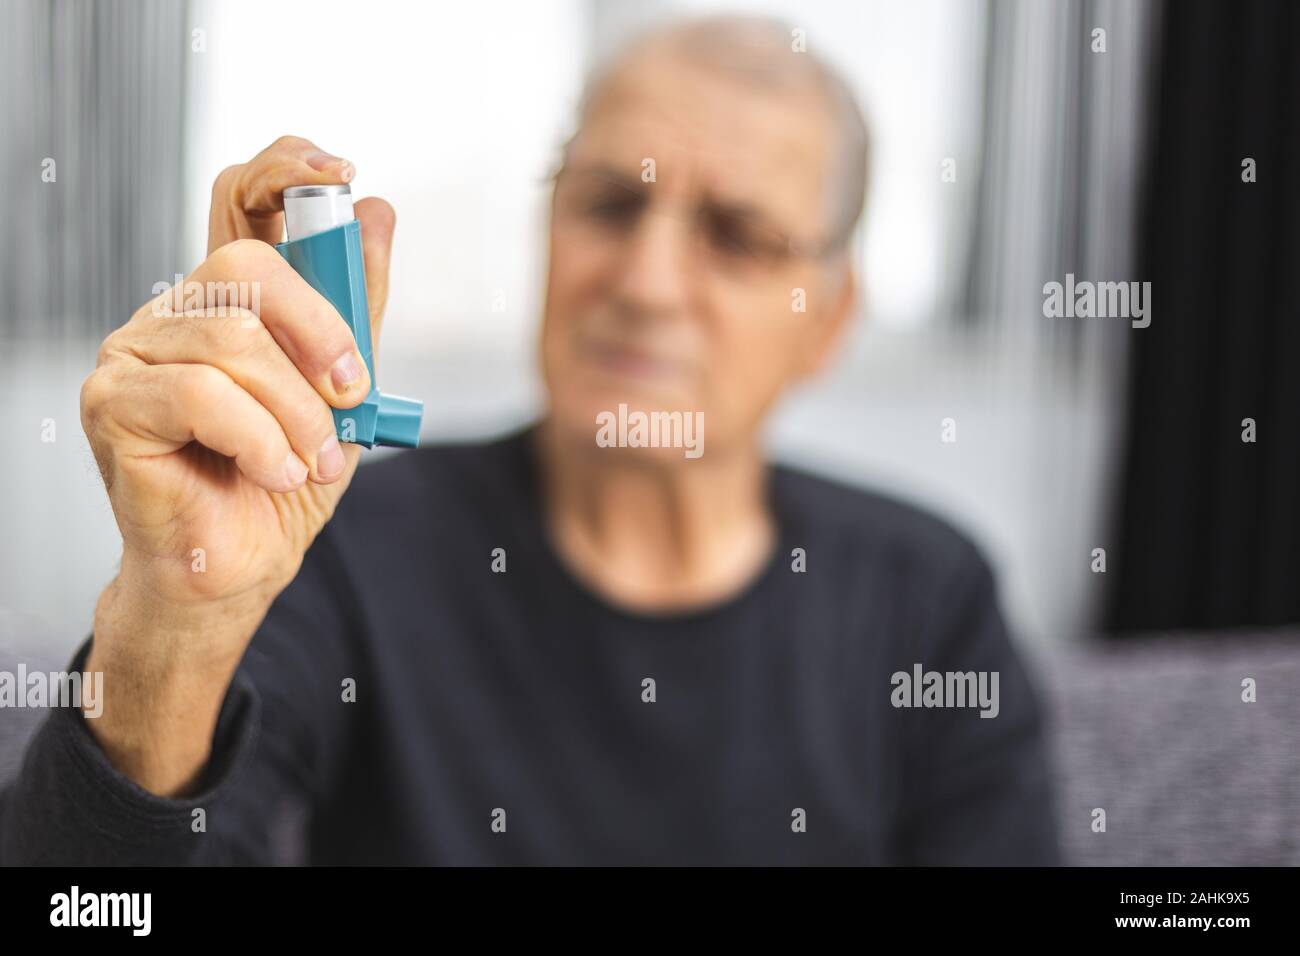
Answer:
top-left (0, 426), bottom-right (1059, 865)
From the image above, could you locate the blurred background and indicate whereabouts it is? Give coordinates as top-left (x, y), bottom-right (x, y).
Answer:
top-left (2, 0), bottom-right (1298, 864)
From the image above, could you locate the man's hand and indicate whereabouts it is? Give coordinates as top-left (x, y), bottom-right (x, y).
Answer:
top-left (80, 136), bottom-right (395, 796)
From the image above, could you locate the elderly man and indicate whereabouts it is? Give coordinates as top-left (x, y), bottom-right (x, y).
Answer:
top-left (0, 17), bottom-right (1057, 865)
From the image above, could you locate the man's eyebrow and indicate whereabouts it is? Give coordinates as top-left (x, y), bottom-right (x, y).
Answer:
top-left (698, 192), bottom-right (798, 241)
top-left (558, 163), bottom-right (644, 189)
top-left (702, 195), bottom-right (771, 223)
top-left (557, 162), bottom-right (787, 230)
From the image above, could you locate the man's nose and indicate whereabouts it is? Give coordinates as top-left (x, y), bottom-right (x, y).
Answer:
top-left (611, 206), bottom-right (693, 319)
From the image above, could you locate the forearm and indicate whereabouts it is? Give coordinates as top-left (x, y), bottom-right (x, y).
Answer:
top-left (84, 573), bottom-right (272, 797)
top-left (1, 518), bottom-right (354, 866)
top-left (0, 636), bottom-right (263, 866)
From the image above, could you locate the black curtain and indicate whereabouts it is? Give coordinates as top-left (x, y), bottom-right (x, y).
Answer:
top-left (1106, 0), bottom-right (1300, 632)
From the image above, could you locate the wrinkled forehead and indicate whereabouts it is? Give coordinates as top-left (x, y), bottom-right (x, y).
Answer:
top-left (567, 49), bottom-right (837, 232)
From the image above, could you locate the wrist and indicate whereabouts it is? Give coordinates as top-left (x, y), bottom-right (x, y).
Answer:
top-left (84, 573), bottom-right (269, 796)
top-left (93, 567), bottom-right (272, 665)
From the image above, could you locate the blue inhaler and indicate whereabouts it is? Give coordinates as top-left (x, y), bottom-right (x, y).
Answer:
top-left (276, 184), bottom-right (422, 448)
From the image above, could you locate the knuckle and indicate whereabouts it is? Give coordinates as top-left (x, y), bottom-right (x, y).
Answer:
top-left (79, 369), bottom-right (109, 423)
top-left (96, 328), bottom-right (124, 367)
top-left (212, 164), bottom-right (243, 200)
top-left (271, 134), bottom-right (311, 153)
top-left (212, 237), bottom-right (272, 277)
top-left (79, 365), bottom-right (128, 444)
top-left (133, 292), bottom-right (167, 323)
top-left (284, 399), bottom-right (335, 450)
top-left (178, 364), bottom-right (227, 408)
top-left (221, 315), bottom-right (273, 360)
top-left (80, 373), bottom-right (117, 486)
top-left (223, 304), bottom-right (266, 336)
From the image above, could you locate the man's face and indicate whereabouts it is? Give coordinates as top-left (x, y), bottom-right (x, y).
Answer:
top-left (540, 49), bottom-right (854, 460)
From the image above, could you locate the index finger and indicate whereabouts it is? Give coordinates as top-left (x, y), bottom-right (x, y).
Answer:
top-left (208, 135), bottom-right (355, 253)
top-left (166, 238), bottom-right (372, 408)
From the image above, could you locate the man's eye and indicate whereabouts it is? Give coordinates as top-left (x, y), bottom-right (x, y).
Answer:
top-left (584, 194), bottom-right (641, 225)
top-left (706, 215), bottom-right (768, 258)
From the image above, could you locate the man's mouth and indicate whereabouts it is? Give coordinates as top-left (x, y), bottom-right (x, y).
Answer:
top-left (580, 338), bottom-right (689, 385)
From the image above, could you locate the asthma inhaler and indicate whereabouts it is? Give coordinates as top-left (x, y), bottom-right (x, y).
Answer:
top-left (276, 184), bottom-right (422, 448)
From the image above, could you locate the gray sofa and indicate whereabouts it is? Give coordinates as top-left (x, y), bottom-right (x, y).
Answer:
top-left (1044, 631), bottom-right (1300, 865)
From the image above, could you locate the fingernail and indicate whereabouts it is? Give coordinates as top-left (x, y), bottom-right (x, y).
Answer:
top-left (317, 436), bottom-right (345, 480)
top-left (284, 452), bottom-right (309, 488)
top-left (331, 352), bottom-right (365, 392)
top-left (305, 150), bottom-right (350, 173)
top-left (338, 160), bottom-right (355, 183)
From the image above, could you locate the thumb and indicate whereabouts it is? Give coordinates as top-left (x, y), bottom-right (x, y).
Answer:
top-left (354, 197), bottom-right (396, 358)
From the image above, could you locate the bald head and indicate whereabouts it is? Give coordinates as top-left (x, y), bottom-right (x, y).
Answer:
top-left (570, 15), bottom-right (870, 248)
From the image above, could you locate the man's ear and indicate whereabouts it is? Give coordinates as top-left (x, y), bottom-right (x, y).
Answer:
top-left (796, 262), bottom-right (858, 380)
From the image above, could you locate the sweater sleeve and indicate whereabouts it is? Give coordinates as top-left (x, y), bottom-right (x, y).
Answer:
top-left (0, 524), bottom-right (362, 866)
top-left (895, 543), bottom-right (1062, 866)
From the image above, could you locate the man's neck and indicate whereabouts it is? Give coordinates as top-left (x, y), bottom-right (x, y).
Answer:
top-left (533, 419), bottom-right (776, 613)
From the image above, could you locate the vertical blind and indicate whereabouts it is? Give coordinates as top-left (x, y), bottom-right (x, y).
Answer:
top-left (1, 0), bottom-right (188, 340)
